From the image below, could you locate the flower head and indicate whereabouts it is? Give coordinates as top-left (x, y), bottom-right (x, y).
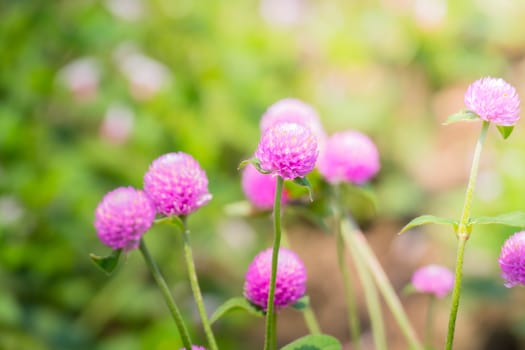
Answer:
top-left (255, 122), bottom-right (318, 180)
top-left (241, 164), bottom-right (288, 210)
top-left (499, 231), bottom-right (525, 288)
top-left (244, 248), bottom-right (307, 310)
top-left (144, 152), bottom-right (212, 216)
top-left (260, 98), bottom-right (326, 143)
top-left (94, 187), bottom-right (156, 250)
top-left (411, 264), bottom-right (454, 298)
top-left (178, 346), bottom-right (206, 350)
top-left (464, 77), bottom-right (520, 126)
top-left (317, 130), bottom-right (380, 184)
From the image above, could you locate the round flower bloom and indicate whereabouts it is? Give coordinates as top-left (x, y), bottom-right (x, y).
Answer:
top-left (411, 264), bottom-right (454, 298)
top-left (179, 346), bottom-right (206, 350)
top-left (499, 231), bottom-right (525, 288)
top-left (244, 248), bottom-right (307, 310)
top-left (241, 164), bottom-right (288, 210)
top-left (464, 77), bottom-right (520, 126)
top-left (144, 152), bottom-right (212, 216)
top-left (94, 186), bottom-right (156, 250)
top-left (255, 122), bottom-right (318, 180)
top-left (260, 98), bottom-right (326, 143)
top-left (317, 130), bottom-right (380, 185)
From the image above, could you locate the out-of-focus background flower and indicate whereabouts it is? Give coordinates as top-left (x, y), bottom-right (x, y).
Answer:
top-left (1, 1), bottom-right (525, 349)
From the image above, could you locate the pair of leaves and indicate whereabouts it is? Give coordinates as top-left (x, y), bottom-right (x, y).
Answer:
top-left (399, 211), bottom-right (525, 235)
top-left (444, 110), bottom-right (514, 139)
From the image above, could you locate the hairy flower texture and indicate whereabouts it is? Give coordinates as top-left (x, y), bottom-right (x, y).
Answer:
top-left (144, 152), bottom-right (212, 216)
top-left (499, 231), bottom-right (525, 288)
top-left (260, 98), bottom-right (326, 143)
top-left (179, 346), bottom-right (206, 350)
top-left (411, 264), bottom-right (454, 298)
top-left (464, 77), bottom-right (520, 126)
top-left (94, 187), bottom-right (156, 250)
top-left (318, 130), bottom-right (380, 185)
top-left (255, 122), bottom-right (318, 180)
top-left (244, 248), bottom-right (306, 310)
top-left (241, 164), bottom-right (288, 210)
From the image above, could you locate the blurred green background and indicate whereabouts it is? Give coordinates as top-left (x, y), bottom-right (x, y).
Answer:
top-left (2, 0), bottom-right (525, 349)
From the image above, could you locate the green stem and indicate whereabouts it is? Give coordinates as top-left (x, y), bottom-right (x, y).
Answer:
top-left (345, 226), bottom-right (387, 350)
top-left (264, 176), bottom-right (284, 350)
top-left (445, 121), bottom-right (490, 350)
top-left (181, 218), bottom-right (219, 350)
top-left (139, 239), bottom-right (193, 350)
top-left (333, 186), bottom-right (362, 350)
top-left (341, 219), bottom-right (423, 350)
top-left (425, 296), bottom-right (435, 350)
top-left (302, 305), bottom-right (322, 335)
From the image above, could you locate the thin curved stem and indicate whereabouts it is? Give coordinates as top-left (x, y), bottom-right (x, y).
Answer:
top-left (264, 176), bottom-right (284, 350)
top-left (302, 305), bottom-right (322, 335)
top-left (181, 218), bottom-right (219, 350)
top-left (446, 121), bottom-right (489, 350)
top-left (139, 239), bottom-right (193, 350)
top-left (425, 296), bottom-right (435, 350)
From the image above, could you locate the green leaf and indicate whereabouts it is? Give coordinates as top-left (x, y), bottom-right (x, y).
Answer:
top-left (154, 216), bottom-right (185, 232)
top-left (496, 125), bottom-right (514, 139)
top-left (469, 211), bottom-right (525, 228)
top-left (443, 110), bottom-right (480, 125)
top-left (399, 215), bottom-right (458, 234)
top-left (293, 176), bottom-right (313, 201)
top-left (89, 249), bottom-right (122, 275)
top-left (291, 295), bottom-right (310, 311)
top-left (280, 334), bottom-right (342, 350)
top-left (209, 297), bottom-right (264, 324)
top-left (238, 158), bottom-right (272, 174)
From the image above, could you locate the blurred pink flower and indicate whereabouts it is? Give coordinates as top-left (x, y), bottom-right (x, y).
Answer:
top-left (255, 122), bottom-right (318, 180)
top-left (464, 77), bottom-right (520, 126)
top-left (241, 164), bottom-right (288, 210)
top-left (94, 187), bottom-right (156, 250)
top-left (244, 248), bottom-right (306, 310)
top-left (259, 0), bottom-right (306, 26)
top-left (317, 130), bottom-right (380, 185)
top-left (58, 58), bottom-right (100, 101)
top-left (99, 103), bottom-right (134, 144)
top-left (106, 0), bottom-right (144, 21)
top-left (144, 152), bottom-right (212, 216)
top-left (499, 231), bottom-right (525, 288)
top-left (411, 264), bottom-right (454, 298)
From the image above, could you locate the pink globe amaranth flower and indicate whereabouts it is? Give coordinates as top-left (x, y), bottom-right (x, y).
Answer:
top-left (255, 122), bottom-right (318, 180)
top-left (464, 77), bottom-right (520, 126)
top-left (260, 98), bottom-right (326, 144)
top-left (144, 152), bottom-right (212, 216)
top-left (244, 247), bottom-right (307, 311)
top-left (179, 346), bottom-right (206, 350)
top-left (499, 231), bottom-right (525, 288)
top-left (94, 187), bottom-right (156, 250)
top-left (241, 164), bottom-right (288, 210)
top-left (317, 130), bottom-right (380, 185)
top-left (411, 264), bottom-right (454, 298)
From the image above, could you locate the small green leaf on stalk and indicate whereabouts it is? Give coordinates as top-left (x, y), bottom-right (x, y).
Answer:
top-left (469, 211), bottom-right (525, 228)
top-left (210, 297), bottom-right (264, 324)
top-left (238, 158), bottom-right (272, 174)
top-left (399, 215), bottom-right (458, 234)
top-left (443, 110), bottom-right (480, 125)
top-left (280, 334), bottom-right (342, 350)
top-left (154, 215), bottom-right (185, 232)
top-left (89, 249), bottom-right (122, 275)
top-left (496, 125), bottom-right (514, 139)
top-left (291, 295), bottom-right (310, 311)
top-left (293, 176), bottom-right (313, 201)
top-left (402, 284), bottom-right (417, 296)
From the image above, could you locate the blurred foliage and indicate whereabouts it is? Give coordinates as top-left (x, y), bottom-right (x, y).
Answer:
top-left (2, 0), bottom-right (525, 349)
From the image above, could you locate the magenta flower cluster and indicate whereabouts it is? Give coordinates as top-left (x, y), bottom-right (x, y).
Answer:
top-left (242, 164), bottom-right (288, 210)
top-left (179, 346), bottom-right (206, 350)
top-left (244, 248), bottom-right (307, 310)
top-left (144, 152), bottom-right (212, 216)
top-left (499, 231), bottom-right (525, 288)
top-left (255, 122), bottom-right (318, 180)
top-left (464, 77), bottom-right (521, 126)
top-left (94, 152), bottom-right (211, 250)
top-left (411, 264), bottom-right (454, 298)
top-left (318, 130), bottom-right (380, 185)
top-left (94, 187), bottom-right (156, 250)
